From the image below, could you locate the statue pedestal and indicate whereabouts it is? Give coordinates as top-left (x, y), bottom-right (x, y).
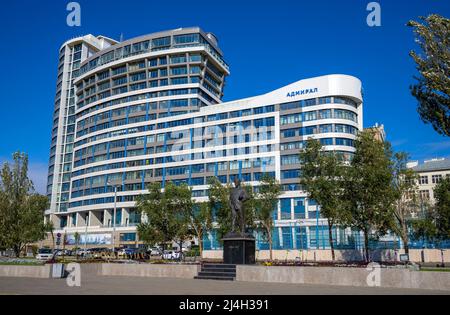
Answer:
top-left (222, 234), bottom-right (255, 265)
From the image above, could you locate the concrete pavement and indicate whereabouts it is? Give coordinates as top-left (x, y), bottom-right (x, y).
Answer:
top-left (0, 275), bottom-right (448, 295)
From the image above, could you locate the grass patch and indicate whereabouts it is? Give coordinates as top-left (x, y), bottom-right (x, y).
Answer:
top-left (420, 267), bottom-right (450, 272)
top-left (0, 261), bottom-right (44, 266)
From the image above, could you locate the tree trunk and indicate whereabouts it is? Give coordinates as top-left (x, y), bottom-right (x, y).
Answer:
top-left (51, 232), bottom-right (55, 251)
top-left (363, 229), bottom-right (370, 263)
top-left (268, 229), bottom-right (273, 261)
top-left (13, 244), bottom-right (21, 258)
top-left (402, 223), bottom-right (409, 255)
top-left (328, 220), bottom-right (335, 261)
top-left (198, 231), bottom-right (203, 259)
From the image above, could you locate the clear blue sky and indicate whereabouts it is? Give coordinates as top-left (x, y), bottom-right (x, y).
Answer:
top-left (0, 0), bottom-right (449, 193)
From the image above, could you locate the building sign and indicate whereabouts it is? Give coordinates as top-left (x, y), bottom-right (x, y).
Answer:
top-left (286, 88), bottom-right (318, 98)
top-left (66, 233), bottom-right (112, 245)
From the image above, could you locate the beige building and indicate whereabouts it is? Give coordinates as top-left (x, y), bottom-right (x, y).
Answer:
top-left (407, 158), bottom-right (450, 205)
top-left (366, 122), bottom-right (386, 142)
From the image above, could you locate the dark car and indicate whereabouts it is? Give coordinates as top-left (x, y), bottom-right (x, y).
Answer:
top-left (120, 247), bottom-right (150, 259)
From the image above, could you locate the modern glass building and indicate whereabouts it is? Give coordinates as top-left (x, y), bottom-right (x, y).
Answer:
top-left (47, 35), bottom-right (119, 216)
top-left (45, 28), bottom-right (363, 250)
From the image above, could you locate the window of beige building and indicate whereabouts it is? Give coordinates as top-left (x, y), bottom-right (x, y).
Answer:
top-left (419, 175), bottom-right (429, 185)
top-left (432, 174), bottom-right (443, 184)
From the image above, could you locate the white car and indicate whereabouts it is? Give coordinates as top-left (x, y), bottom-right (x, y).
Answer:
top-left (55, 249), bottom-right (72, 256)
top-left (149, 248), bottom-right (162, 256)
top-left (36, 248), bottom-right (54, 261)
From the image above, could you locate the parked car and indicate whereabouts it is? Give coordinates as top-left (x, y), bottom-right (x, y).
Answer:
top-left (118, 247), bottom-right (150, 259)
top-left (55, 249), bottom-right (72, 256)
top-left (89, 247), bottom-right (110, 258)
top-left (75, 248), bottom-right (93, 258)
top-left (36, 248), bottom-right (54, 261)
top-left (149, 247), bottom-right (162, 256)
top-left (162, 250), bottom-right (183, 260)
top-left (117, 248), bottom-right (130, 258)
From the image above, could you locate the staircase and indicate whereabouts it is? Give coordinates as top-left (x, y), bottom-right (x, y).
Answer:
top-left (194, 263), bottom-right (236, 281)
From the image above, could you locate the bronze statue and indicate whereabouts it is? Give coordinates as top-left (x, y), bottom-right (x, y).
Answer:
top-left (229, 177), bottom-right (249, 235)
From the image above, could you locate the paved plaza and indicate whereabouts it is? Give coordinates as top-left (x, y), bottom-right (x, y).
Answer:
top-left (0, 275), bottom-right (447, 295)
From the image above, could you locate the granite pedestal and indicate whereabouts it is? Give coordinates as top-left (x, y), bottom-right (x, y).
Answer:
top-left (222, 234), bottom-right (255, 265)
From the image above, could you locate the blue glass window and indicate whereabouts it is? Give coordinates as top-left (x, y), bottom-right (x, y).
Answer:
top-left (293, 198), bottom-right (305, 219)
top-left (120, 233), bottom-right (136, 242)
top-left (282, 227), bottom-right (293, 249)
top-left (295, 227), bottom-right (308, 249)
top-left (152, 37), bottom-right (171, 48)
top-left (280, 198), bottom-right (291, 220)
top-left (320, 138), bottom-right (333, 146)
top-left (282, 129), bottom-right (296, 138)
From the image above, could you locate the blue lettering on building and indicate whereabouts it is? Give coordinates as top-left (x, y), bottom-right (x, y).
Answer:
top-left (286, 88), bottom-right (318, 98)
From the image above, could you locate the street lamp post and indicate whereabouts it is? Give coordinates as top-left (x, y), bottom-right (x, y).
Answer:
top-left (84, 214), bottom-right (88, 256)
top-left (107, 182), bottom-right (119, 257)
top-left (112, 185), bottom-right (118, 255)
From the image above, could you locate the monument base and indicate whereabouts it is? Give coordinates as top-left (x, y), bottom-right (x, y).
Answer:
top-left (222, 233), bottom-right (255, 265)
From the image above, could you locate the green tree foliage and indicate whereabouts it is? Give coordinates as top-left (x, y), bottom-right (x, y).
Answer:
top-left (207, 177), bottom-right (233, 241)
top-left (137, 222), bottom-right (164, 248)
top-left (411, 204), bottom-right (437, 245)
top-left (0, 152), bottom-right (49, 257)
top-left (299, 139), bottom-right (349, 261)
top-left (391, 152), bottom-right (419, 254)
top-left (171, 183), bottom-right (194, 251)
top-left (343, 130), bottom-right (396, 262)
top-left (44, 220), bottom-right (55, 250)
top-left (74, 232), bottom-right (81, 258)
top-left (408, 14), bottom-right (450, 136)
top-left (136, 182), bottom-right (192, 252)
top-left (433, 177), bottom-right (450, 240)
top-left (254, 174), bottom-right (282, 261)
top-left (190, 202), bottom-right (212, 257)
top-left (242, 182), bottom-right (257, 232)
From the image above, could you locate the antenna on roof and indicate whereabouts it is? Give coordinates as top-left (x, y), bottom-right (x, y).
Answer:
top-left (119, 33), bottom-right (124, 42)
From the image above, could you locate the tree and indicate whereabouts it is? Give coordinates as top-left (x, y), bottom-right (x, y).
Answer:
top-left (343, 130), bottom-right (396, 262)
top-left (433, 177), bottom-right (450, 240)
top-left (241, 182), bottom-right (257, 233)
top-left (74, 232), bottom-right (80, 259)
top-left (189, 202), bottom-right (212, 257)
top-left (207, 177), bottom-right (233, 241)
top-left (299, 139), bottom-right (349, 261)
top-left (137, 222), bottom-right (164, 248)
top-left (390, 152), bottom-right (419, 255)
top-left (170, 183), bottom-right (193, 254)
top-left (0, 152), bottom-right (49, 257)
top-left (254, 174), bottom-right (282, 261)
top-left (408, 14), bottom-right (450, 136)
top-left (411, 205), bottom-right (437, 245)
top-left (44, 220), bottom-right (55, 251)
top-left (136, 182), bottom-right (191, 254)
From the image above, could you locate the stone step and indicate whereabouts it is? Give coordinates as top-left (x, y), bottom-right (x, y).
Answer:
top-left (194, 275), bottom-right (235, 281)
top-left (195, 263), bottom-right (237, 281)
top-left (201, 268), bottom-right (236, 273)
top-left (198, 271), bottom-right (237, 278)
top-left (202, 264), bottom-right (236, 270)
